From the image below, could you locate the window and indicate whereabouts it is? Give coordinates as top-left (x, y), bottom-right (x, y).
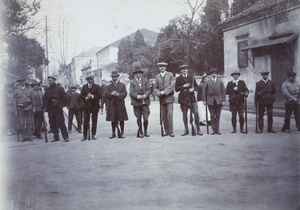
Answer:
top-left (237, 41), bottom-right (248, 67)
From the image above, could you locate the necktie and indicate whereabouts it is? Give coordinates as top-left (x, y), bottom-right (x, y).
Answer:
top-left (88, 84), bottom-right (92, 88)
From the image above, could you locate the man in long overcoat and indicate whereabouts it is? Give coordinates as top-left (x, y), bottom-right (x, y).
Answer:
top-left (175, 64), bottom-right (202, 136)
top-left (106, 71), bottom-right (128, 139)
top-left (203, 68), bottom-right (226, 135)
top-left (80, 75), bottom-right (102, 141)
top-left (153, 62), bottom-right (176, 137)
top-left (130, 67), bottom-right (151, 138)
top-left (225, 69), bottom-right (249, 133)
top-left (254, 69), bottom-right (276, 133)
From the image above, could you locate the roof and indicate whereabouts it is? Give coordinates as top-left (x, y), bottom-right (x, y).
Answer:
top-left (241, 33), bottom-right (298, 50)
top-left (220, 0), bottom-right (300, 31)
top-left (76, 47), bottom-right (103, 57)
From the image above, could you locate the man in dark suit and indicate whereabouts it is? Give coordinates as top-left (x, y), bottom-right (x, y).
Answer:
top-left (67, 85), bottom-right (82, 133)
top-left (42, 75), bottom-right (69, 142)
top-left (153, 62), bottom-right (176, 137)
top-left (203, 68), bottom-right (226, 135)
top-left (106, 71), bottom-right (128, 139)
top-left (130, 67), bottom-right (151, 138)
top-left (80, 74), bottom-right (102, 141)
top-left (226, 69), bottom-right (249, 133)
top-left (255, 69), bottom-right (276, 133)
top-left (175, 64), bottom-right (202, 136)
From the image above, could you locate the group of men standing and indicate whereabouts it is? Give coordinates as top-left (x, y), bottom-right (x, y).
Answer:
top-left (11, 62), bottom-right (300, 142)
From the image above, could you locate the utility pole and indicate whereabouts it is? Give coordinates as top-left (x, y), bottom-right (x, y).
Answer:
top-left (45, 16), bottom-right (49, 83)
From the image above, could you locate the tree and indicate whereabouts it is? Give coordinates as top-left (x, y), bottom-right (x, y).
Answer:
top-left (231, 0), bottom-right (260, 16)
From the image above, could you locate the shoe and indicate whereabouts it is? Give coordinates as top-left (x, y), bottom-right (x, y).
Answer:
top-left (48, 130), bottom-right (53, 133)
top-left (267, 129), bottom-right (276, 133)
top-left (137, 134), bottom-right (144, 138)
top-left (298, 129), bottom-right (300, 132)
top-left (200, 122), bottom-right (206, 126)
top-left (281, 129), bottom-right (290, 133)
top-left (36, 136), bottom-right (43, 139)
top-left (169, 132), bottom-right (175, 137)
top-left (211, 131), bottom-right (217, 135)
top-left (51, 139), bottom-right (59, 142)
top-left (118, 133), bottom-right (125, 139)
top-left (21, 139), bottom-right (26, 142)
top-left (109, 134), bottom-right (116, 139)
top-left (231, 129), bottom-right (236, 134)
top-left (163, 133), bottom-right (169, 137)
top-left (256, 130), bottom-right (263, 134)
top-left (64, 138), bottom-right (69, 142)
top-left (81, 137), bottom-right (87, 141)
top-left (68, 130), bottom-right (71, 134)
top-left (216, 131), bottom-right (221, 135)
top-left (197, 131), bottom-right (203, 136)
top-left (144, 132), bottom-right (150, 137)
top-left (92, 135), bottom-right (97, 140)
top-left (78, 129), bottom-right (82, 133)
top-left (181, 131), bottom-right (189, 136)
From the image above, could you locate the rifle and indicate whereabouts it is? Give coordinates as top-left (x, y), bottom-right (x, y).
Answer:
top-left (42, 110), bottom-right (48, 143)
top-left (87, 99), bottom-right (91, 140)
top-left (159, 107), bottom-right (164, 137)
top-left (190, 77), bottom-right (196, 136)
top-left (255, 102), bottom-right (259, 133)
top-left (205, 85), bottom-right (209, 134)
top-left (244, 96), bottom-right (248, 134)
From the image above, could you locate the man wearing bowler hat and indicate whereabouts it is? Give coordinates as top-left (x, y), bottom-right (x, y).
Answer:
top-left (42, 75), bottom-right (69, 142)
top-left (106, 71), bottom-right (128, 139)
top-left (226, 69), bottom-right (249, 133)
top-left (254, 69), bottom-right (277, 133)
top-left (130, 66), bottom-right (151, 138)
top-left (281, 71), bottom-right (300, 132)
top-left (80, 74), bottom-right (102, 141)
top-left (13, 77), bottom-right (34, 142)
top-left (30, 81), bottom-right (44, 139)
top-left (153, 62), bottom-right (176, 137)
top-left (203, 68), bottom-right (226, 135)
top-left (175, 64), bottom-right (202, 136)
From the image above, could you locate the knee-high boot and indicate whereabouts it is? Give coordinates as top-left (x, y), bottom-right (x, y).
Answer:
top-left (137, 118), bottom-right (143, 138)
top-left (231, 117), bottom-right (237, 133)
top-left (109, 122), bottom-right (116, 139)
top-left (144, 119), bottom-right (150, 137)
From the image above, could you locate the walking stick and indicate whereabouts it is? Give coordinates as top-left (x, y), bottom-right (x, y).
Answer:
top-left (87, 100), bottom-right (91, 140)
top-left (244, 96), bottom-right (248, 134)
top-left (159, 96), bottom-right (164, 137)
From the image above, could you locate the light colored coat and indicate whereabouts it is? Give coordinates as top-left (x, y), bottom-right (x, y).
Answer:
top-left (153, 72), bottom-right (175, 104)
top-left (203, 78), bottom-right (226, 105)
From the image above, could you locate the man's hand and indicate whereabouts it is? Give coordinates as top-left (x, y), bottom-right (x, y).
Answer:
top-left (188, 88), bottom-right (194, 93)
top-left (203, 101), bottom-right (207, 106)
top-left (159, 91), bottom-right (165, 96)
top-left (222, 101), bottom-right (225, 106)
top-left (183, 83), bottom-right (191, 88)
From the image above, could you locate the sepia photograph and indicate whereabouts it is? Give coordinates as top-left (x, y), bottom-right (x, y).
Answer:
top-left (0, 0), bottom-right (299, 209)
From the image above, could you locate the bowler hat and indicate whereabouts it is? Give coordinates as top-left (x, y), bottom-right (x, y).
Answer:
top-left (231, 69), bottom-right (240, 76)
top-left (111, 71), bottom-right (120, 77)
top-left (48, 75), bottom-right (57, 80)
top-left (209, 68), bottom-right (218, 74)
top-left (259, 69), bottom-right (269, 74)
top-left (179, 64), bottom-right (189, 70)
top-left (157, 62), bottom-right (168, 66)
top-left (16, 77), bottom-right (26, 83)
top-left (70, 85), bottom-right (77, 89)
top-left (133, 67), bottom-right (143, 74)
top-left (287, 71), bottom-right (296, 77)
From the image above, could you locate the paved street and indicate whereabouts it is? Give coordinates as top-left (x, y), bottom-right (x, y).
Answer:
top-left (1, 99), bottom-right (300, 210)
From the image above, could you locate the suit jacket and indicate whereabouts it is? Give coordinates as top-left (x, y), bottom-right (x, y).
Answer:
top-left (130, 77), bottom-right (151, 106)
top-left (225, 80), bottom-right (248, 104)
top-left (80, 83), bottom-right (101, 111)
top-left (175, 75), bottom-right (199, 104)
top-left (203, 78), bottom-right (226, 106)
top-left (106, 81), bottom-right (128, 121)
top-left (255, 79), bottom-right (276, 105)
top-left (67, 91), bottom-right (82, 110)
top-left (153, 71), bottom-right (175, 104)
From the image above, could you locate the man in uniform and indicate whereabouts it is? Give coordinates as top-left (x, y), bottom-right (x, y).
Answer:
top-left (130, 67), bottom-right (151, 138)
top-left (30, 82), bottom-right (44, 139)
top-left (42, 75), bottom-right (69, 142)
top-left (154, 62), bottom-right (176, 137)
top-left (225, 70), bottom-right (249, 133)
top-left (13, 78), bottom-right (33, 142)
top-left (254, 69), bottom-right (277, 133)
top-left (203, 68), bottom-right (226, 135)
top-left (175, 64), bottom-right (202, 136)
top-left (67, 85), bottom-right (83, 134)
top-left (281, 71), bottom-right (300, 132)
top-left (80, 74), bottom-right (102, 141)
top-left (106, 71), bottom-right (128, 139)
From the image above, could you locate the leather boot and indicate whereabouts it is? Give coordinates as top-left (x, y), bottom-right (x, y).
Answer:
top-left (109, 122), bottom-right (116, 139)
top-left (144, 120), bottom-right (150, 137)
top-left (137, 119), bottom-right (143, 138)
top-left (231, 117), bottom-right (236, 133)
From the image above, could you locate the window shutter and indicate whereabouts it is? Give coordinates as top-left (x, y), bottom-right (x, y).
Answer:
top-left (238, 41), bottom-right (248, 67)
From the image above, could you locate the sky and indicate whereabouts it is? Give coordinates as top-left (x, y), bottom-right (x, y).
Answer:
top-left (32, 0), bottom-right (196, 70)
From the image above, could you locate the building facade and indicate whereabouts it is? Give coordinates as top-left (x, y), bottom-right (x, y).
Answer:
top-left (220, 0), bottom-right (300, 107)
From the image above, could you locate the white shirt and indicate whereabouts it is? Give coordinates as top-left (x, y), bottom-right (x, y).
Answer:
top-left (160, 72), bottom-right (166, 77)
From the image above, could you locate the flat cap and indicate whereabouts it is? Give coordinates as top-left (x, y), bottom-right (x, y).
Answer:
top-left (48, 75), bottom-right (57, 80)
top-left (133, 66), bottom-right (143, 74)
top-left (259, 69), bottom-right (269, 74)
top-left (230, 69), bottom-right (240, 76)
top-left (209, 68), bottom-right (218, 74)
top-left (16, 77), bottom-right (26, 83)
top-left (179, 64), bottom-right (189, 70)
top-left (157, 62), bottom-right (168, 66)
top-left (287, 71), bottom-right (296, 77)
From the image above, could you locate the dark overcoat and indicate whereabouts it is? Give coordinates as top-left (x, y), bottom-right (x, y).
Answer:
top-left (225, 80), bottom-right (248, 104)
top-left (106, 81), bottom-right (128, 121)
top-left (175, 75), bottom-right (199, 104)
top-left (80, 83), bottom-right (101, 111)
top-left (254, 79), bottom-right (276, 105)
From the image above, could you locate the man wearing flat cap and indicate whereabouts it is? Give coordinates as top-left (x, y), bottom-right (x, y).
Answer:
top-left (80, 74), bottom-right (102, 141)
top-left (130, 67), bottom-right (151, 138)
top-left (175, 64), bottom-right (202, 136)
top-left (254, 69), bottom-right (276, 133)
top-left (30, 82), bottom-right (44, 139)
top-left (106, 71), bottom-right (128, 139)
top-left (43, 75), bottom-right (69, 142)
top-left (281, 71), bottom-right (300, 132)
top-left (154, 62), bottom-right (176, 137)
top-left (203, 68), bottom-right (226, 135)
top-left (13, 77), bottom-right (34, 141)
top-left (67, 85), bottom-right (83, 134)
top-left (226, 69), bottom-right (249, 133)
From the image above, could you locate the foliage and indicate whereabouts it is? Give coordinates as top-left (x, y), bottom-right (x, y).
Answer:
top-left (231, 0), bottom-right (260, 16)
